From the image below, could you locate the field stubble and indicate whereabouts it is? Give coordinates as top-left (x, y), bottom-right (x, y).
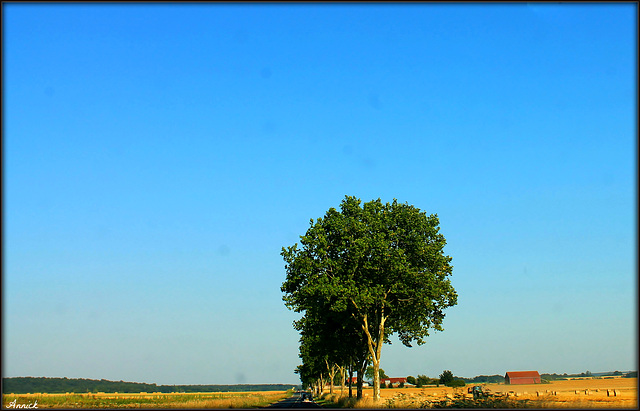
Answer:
top-left (322, 377), bottom-right (637, 408)
top-left (1, 390), bottom-right (292, 409)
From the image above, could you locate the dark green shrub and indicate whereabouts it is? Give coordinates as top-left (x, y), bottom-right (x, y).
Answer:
top-left (447, 379), bottom-right (466, 388)
top-left (439, 370), bottom-right (454, 385)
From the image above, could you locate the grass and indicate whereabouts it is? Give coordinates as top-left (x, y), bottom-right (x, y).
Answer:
top-left (316, 393), bottom-right (361, 408)
top-left (2, 390), bottom-right (294, 409)
top-left (316, 393), bottom-right (372, 409)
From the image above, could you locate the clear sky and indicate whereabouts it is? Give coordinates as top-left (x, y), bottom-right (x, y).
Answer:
top-left (2, 3), bottom-right (636, 385)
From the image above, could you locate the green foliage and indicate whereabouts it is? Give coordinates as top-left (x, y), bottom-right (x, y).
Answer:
top-left (461, 374), bottom-right (506, 384)
top-left (416, 375), bottom-right (432, 388)
top-left (281, 196), bottom-right (458, 399)
top-left (448, 379), bottom-right (466, 388)
top-left (439, 370), bottom-right (454, 385)
top-left (282, 196), bottom-right (457, 344)
top-left (437, 371), bottom-right (464, 387)
top-left (406, 376), bottom-right (416, 385)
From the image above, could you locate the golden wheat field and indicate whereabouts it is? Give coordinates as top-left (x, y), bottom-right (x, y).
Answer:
top-left (346, 377), bottom-right (638, 408)
top-left (485, 377), bottom-right (638, 408)
top-left (1, 390), bottom-right (292, 409)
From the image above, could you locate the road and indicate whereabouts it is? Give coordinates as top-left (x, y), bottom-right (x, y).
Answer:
top-left (264, 391), bottom-right (321, 408)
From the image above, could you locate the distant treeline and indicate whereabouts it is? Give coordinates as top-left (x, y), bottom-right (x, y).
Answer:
top-left (456, 371), bottom-right (637, 384)
top-left (540, 371), bottom-right (637, 380)
top-left (458, 375), bottom-right (505, 384)
top-left (2, 377), bottom-right (298, 394)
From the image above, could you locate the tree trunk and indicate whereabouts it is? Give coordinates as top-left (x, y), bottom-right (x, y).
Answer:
top-left (331, 363), bottom-right (338, 394)
top-left (326, 360), bottom-right (337, 395)
top-left (348, 362), bottom-right (353, 398)
top-left (362, 311), bottom-right (387, 402)
top-left (371, 354), bottom-right (381, 401)
top-left (356, 355), bottom-right (368, 400)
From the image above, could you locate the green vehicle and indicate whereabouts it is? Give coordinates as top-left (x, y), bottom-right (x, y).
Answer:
top-left (468, 385), bottom-right (488, 399)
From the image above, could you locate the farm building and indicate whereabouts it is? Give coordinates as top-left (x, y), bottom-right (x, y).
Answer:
top-left (381, 377), bottom-right (408, 387)
top-left (504, 371), bottom-right (541, 384)
top-left (347, 377), bottom-right (369, 387)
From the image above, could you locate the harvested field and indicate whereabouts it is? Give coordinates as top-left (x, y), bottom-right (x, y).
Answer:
top-left (323, 377), bottom-right (637, 408)
top-left (1, 390), bottom-right (292, 408)
top-left (485, 377), bottom-right (638, 408)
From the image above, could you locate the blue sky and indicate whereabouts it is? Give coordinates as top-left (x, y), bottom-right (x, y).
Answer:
top-left (2, 3), bottom-right (636, 385)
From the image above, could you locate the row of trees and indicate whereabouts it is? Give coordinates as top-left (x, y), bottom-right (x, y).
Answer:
top-left (407, 375), bottom-right (440, 387)
top-left (281, 196), bottom-right (458, 402)
top-left (366, 370), bottom-right (459, 388)
top-left (2, 377), bottom-right (295, 394)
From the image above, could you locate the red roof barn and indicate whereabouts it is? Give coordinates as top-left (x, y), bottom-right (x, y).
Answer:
top-left (381, 377), bottom-right (408, 387)
top-left (347, 377), bottom-right (369, 387)
top-left (505, 371), bottom-right (541, 384)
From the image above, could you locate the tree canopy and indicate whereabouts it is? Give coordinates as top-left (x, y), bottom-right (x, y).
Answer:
top-left (282, 196), bottom-right (458, 401)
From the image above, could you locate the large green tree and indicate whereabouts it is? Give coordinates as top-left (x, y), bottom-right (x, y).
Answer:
top-left (282, 196), bottom-right (458, 401)
top-left (439, 370), bottom-right (455, 386)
